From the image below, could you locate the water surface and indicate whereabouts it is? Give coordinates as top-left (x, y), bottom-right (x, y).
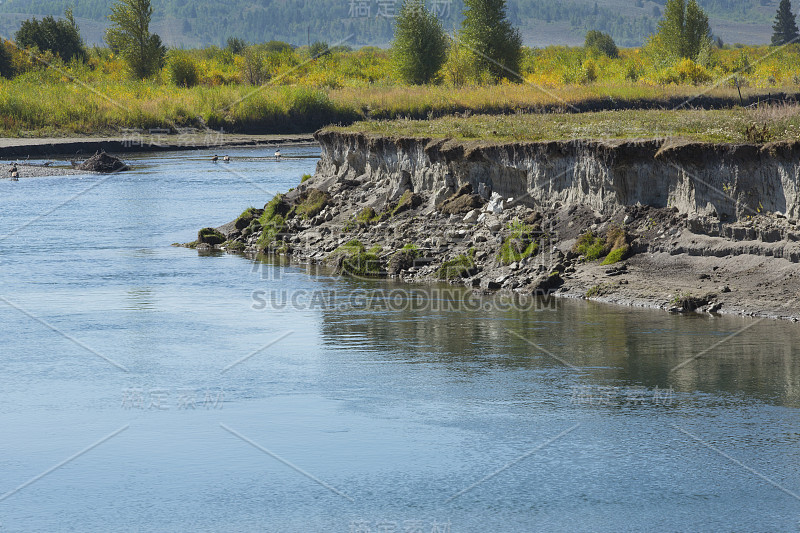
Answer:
top-left (1, 147), bottom-right (799, 532)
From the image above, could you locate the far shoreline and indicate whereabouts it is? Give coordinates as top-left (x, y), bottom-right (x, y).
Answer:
top-left (0, 132), bottom-right (316, 160)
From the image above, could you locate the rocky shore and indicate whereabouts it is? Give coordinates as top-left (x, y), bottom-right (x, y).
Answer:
top-left (193, 130), bottom-right (800, 322)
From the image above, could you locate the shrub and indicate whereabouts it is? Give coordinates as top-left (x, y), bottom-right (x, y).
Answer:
top-left (167, 51), bottom-right (199, 87)
top-left (585, 30), bottom-right (619, 58)
top-left (293, 189), bottom-right (329, 219)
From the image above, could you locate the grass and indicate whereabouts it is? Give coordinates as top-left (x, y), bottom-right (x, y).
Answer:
top-left (336, 105), bottom-right (800, 144)
top-left (575, 231), bottom-right (608, 261)
top-left (2, 41), bottom-right (800, 137)
top-left (436, 249), bottom-right (477, 280)
top-left (291, 189), bottom-right (329, 219)
top-left (328, 240), bottom-right (383, 277)
top-left (498, 221), bottom-right (540, 265)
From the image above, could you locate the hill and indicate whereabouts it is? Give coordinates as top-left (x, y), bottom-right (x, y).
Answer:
top-left (0, 0), bottom-right (786, 48)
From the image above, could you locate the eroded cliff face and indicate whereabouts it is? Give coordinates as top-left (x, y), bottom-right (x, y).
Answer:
top-left (314, 130), bottom-right (800, 222)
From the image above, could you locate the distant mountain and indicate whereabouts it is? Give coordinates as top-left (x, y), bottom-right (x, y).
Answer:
top-left (0, 0), bottom-right (784, 48)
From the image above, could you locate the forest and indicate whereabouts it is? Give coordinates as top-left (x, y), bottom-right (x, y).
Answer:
top-left (0, 0), bottom-right (779, 47)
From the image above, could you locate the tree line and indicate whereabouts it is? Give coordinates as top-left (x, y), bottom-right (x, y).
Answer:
top-left (0, 0), bottom-right (784, 48)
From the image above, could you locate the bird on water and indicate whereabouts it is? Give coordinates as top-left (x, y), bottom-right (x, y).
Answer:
top-left (10, 164), bottom-right (19, 181)
top-left (223, 155), bottom-right (230, 162)
top-left (275, 150), bottom-right (281, 161)
top-left (212, 155), bottom-right (219, 162)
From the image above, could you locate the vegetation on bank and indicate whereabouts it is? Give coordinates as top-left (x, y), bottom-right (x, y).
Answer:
top-left (1, 0), bottom-right (800, 137)
top-left (335, 104), bottom-right (800, 143)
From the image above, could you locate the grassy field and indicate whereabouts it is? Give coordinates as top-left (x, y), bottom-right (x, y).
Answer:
top-left (1, 41), bottom-right (799, 137)
top-left (334, 105), bottom-right (800, 144)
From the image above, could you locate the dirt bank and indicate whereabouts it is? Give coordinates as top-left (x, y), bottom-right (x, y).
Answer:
top-left (192, 131), bottom-right (800, 322)
top-left (0, 133), bottom-right (315, 159)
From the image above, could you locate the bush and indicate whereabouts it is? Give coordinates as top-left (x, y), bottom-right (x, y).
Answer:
top-left (167, 51), bottom-right (199, 87)
top-left (585, 30), bottom-right (619, 58)
top-left (0, 40), bottom-right (13, 78)
top-left (15, 10), bottom-right (86, 63)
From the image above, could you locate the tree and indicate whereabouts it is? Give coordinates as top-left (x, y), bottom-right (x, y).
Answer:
top-left (585, 30), bottom-right (619, 58)
top-left (654, 0), bottom-right (711, 60)
top-left (392, 0), bottom-right (447, 85)
top-left (772, 0), bottom-right (800, 46)
top-left (105, 0), bottom-right (165, 78)
top-left (461, 0), bottom-right (523, 81)
top-left (15, 9), bottom-right (86, 63)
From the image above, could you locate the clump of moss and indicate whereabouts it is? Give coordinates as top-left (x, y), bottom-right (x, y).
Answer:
top-left (234, 207), bottom-right (262, 230)
top-left (498, 220), bottom-right (540, 265)
top-left (390, 190), bottom-right (423, 217)
top-left (257, 215), bottom-right (287, 251)
top-left (293, 188), bottom-right (330, 219)
top-left (328, 239), bottom-right (384, 277)
top-left (198, 227), bottom-right (226, 245)
top-left (224, 240), bottom-right (246, 253)
top-left (300, 174), bottom-right (312, 183)
top-left (436, 249), bottom-right (477, 280)
top-left (388, 243), bottom-right (422, 275)
top-left (601, 246), bottom-right (628, 265)
top-left (345, 206), bottom-right (381, 231)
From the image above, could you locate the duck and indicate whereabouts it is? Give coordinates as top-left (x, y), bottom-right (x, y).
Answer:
top-left (212, 155), bottom-right (219, 162)
top-left (223, 155), bottom-right (230, 162)
top-left (10, 165), bottom-right (18, 181)
top-left (274, 150), bottom-right (281, 161)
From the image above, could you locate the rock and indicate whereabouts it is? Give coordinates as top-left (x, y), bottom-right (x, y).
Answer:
top-left (509, 262), bottom-right (519, 271)
top-left (708, 302), bottom-right (723, 313)
top-left (531, 273), bottom-right (564, 294)
top-left (463, 209), bottom-right (480, 224)
top-left (720, 285), bottom-right (731, 293)
top-left (438, 184), bottom-right (485, 215)
top-left (77, 151), bottom-right (129, 172)
top-left (485, 192), bottom-right (504, 214)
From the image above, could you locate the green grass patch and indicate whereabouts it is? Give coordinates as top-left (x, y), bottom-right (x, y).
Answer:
top-left (436, 249), bottom-right (477, 280)
top-left (198, 227), bottom-right (225, 245)
top-left (300, 174), bottom-right (312, 183)
top-left (256, 214), bottom-right (287, 252)
top-left (574, 231), bottom-right (607, 261)
top-left (600, 245), bottom-right (629, 265)
top-left (328, 240), bottom-right (383, 277)
top-left (234, 206), bottom-right (261, 230)
top-left (293, 189), bottom-right (330, 219)
top-left (498, 221), bottom-right (540, 265)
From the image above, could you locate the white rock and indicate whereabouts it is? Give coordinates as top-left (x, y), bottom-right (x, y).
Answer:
top-left (463, 209), bottom-right (480, 223)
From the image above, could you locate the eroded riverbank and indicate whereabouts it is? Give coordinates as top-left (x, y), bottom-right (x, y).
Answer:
top-left (198, 130), bottom-right (800, 321)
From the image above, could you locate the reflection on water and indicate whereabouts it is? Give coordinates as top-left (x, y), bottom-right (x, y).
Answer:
top-left (0, 146), bottom-right (798, 532)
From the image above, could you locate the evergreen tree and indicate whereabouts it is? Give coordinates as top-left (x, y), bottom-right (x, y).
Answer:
top-left (772, 0), bottom-right (800, 46)
top-left (461, 0), bottom-right (523, 81)
top-left (392, 0), bottom-right (447, 85)
top-left (105, 0), bottom-right (165, 78)
top-left (15, 8), bottom-right (86, 63)
top-left (655, 0), bottom-right (711, 60)
top-left (585, 30), bottom-right (619, 58)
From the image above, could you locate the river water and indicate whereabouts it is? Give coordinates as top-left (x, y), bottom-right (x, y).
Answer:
top-left (1, 146), bottom-right (799, 532)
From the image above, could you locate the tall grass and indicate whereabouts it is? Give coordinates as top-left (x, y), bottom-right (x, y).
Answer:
top-left (1, 41), bottom-right (800, 136)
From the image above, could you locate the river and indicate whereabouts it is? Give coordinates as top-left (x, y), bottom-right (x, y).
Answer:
top-left (1, 146), bottom-right (798, 532)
